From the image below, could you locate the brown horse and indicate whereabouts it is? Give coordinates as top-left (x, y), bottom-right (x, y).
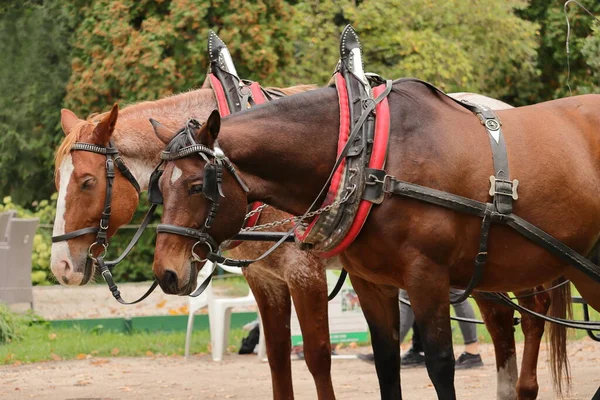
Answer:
top-left (150, 82), bottom-right (599, 399)
top-left (50, 85), bottom-right (563, 399)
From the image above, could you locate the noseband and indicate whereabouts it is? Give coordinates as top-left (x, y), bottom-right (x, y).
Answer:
top-left (151, 119), bottom-right (249, 266)
top-left (51, 141), bottom-right (140, 285)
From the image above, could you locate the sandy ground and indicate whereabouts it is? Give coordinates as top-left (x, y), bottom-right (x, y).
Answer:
top-left (4, 285), bottom-right (598, 399)
top-left (1, 339), bottom-right (599, 400)
top-left (29, 281), bottom-right (254, 320)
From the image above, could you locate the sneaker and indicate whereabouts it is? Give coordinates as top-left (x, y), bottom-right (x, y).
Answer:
top-left (455, 352), bottom-right (484, 369)
top-left (357, 353), bottom-right (374, 364)
top-left (401, 348), bottom-right (426, 368)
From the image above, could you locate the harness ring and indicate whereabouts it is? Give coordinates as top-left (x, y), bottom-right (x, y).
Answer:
top-left (191, 241), bottom-right (215, 263)
top-left (88, 242), bottom-right (108, 259)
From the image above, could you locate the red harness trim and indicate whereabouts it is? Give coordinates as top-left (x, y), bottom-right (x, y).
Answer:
top-left (319, 83), bottom-right (390, 258)
top-left (249, 82), bottom-right (267, 105)
top-left (209, 74), bottom-right (265, 239)
top-left (295, 73), bottom-right (351, 242)
top-left (209, 74), bottom-right (231, 117)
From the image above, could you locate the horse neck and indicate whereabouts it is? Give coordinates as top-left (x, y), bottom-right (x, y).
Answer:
top-left (111, 88), bottom-right (218, 190)
top-left (218, 87), bottom-right (341, 215)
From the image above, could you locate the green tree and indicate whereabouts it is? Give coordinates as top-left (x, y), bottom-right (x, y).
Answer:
top-left (290, 0), bottom-right (539, 103)
top-left (65, 0), bottom-right (297, 117)
top-left (518, 0), bottom-right (600, 101)
top-left (0, 1), bottom-right (73, 204)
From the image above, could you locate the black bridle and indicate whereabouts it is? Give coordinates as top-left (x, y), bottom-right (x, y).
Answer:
top-left (150, 119), bottom-right (250, 290)
top-left (51, 141), bottom-right (159, 303)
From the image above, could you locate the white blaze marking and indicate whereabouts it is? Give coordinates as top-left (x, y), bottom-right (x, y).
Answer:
top-left (171, 166), bottom-right (182, 184)
top-left (51, 155), bottom-right (74, 271)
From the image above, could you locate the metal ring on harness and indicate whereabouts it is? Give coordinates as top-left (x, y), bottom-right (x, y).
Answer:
top-left (191, 240), bottom-right (214, 263)
top-left (88, 242), bottom-right (108, 259)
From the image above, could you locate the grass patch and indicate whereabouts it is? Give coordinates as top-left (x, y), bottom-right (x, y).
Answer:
top-left (0, 324), bottom-right (248, 365)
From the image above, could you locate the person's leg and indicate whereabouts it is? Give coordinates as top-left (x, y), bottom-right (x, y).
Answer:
top-left (449, 288), bottom-right (483, 369)
top-left (399, 289), bottom-right (415, 343)
top-left (411, 322), bottom-right (424, 353)
top-left (400, 290), bottom-right (426, 367)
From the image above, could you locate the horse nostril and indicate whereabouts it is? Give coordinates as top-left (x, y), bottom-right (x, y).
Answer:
top-left (163, 269), bottom-right (179, 292)
top-left (60, 260), bottom-right (72, 284)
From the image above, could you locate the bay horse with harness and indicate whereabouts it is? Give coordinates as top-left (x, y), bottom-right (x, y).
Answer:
top-left (149, 26), bottom-right (600, 400)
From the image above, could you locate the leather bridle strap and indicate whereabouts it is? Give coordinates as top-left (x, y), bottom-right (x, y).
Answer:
top-left (104, 203), bottom-right (158, 268)
top-left (156, 224), bottom-right (219, 251)
top-left (51, 226), bottom-right (100, 242)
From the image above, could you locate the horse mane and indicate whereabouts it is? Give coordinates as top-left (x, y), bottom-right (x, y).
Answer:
top-left (264, 84), bottom-right (318, 96)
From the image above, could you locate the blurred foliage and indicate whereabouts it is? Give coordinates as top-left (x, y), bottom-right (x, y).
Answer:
top-left (64, 0), bottom-right (297, 117)
top-left (2, 0), bottom-right (600, 283)
top-left (0, 1), bottom-right (74, 204)
top-left (290, 0), bottom-right (539, 103)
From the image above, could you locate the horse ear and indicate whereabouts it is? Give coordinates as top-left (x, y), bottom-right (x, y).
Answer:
top-left (60, 109), bottom-right (81, 136)
top-left (196, 109), bottom-right (221, 147)
top-left (92, 103), bottom-right (119, 144)
top-left (150, 118), bottom-right (175, 144)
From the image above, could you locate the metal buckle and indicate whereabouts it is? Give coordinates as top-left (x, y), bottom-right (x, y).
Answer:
top-left (368, 173), bottom-right (393, 193)
top-left (191, 241), bottom-right (214, 263)
top-left (489, 176), bottom-right (519, 200)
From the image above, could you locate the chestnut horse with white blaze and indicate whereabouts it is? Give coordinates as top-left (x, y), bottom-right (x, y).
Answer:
top-left (50, 86), bottom-right (564, 399)
top-left (149, 82), bottom-right (600, 400)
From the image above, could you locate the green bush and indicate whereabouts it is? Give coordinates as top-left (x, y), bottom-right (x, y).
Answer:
top-left (0, 304), bottom-right (45, 345)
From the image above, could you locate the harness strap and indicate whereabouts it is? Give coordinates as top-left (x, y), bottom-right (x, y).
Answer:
top-left (450, 203), bottom-right (493, 304)
top-left (327, 269), bottom-right (348, 301)
top-left (104, 203), bottom-right (158, 268)
top-left (51, 226), bottom-right (99, 242)
top-left (488, 292), bottom-right (600, 330)
top-left (366, 175), bottom-right (600, 283)
top-left (156, 224), bottom-right (220, 251)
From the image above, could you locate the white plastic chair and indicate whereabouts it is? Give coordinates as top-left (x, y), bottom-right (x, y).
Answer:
top-left (184, 262), bottom-right (266, 361)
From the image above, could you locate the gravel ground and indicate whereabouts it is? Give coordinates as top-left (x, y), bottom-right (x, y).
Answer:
top-left (1, 340), bottom-right (599, 399)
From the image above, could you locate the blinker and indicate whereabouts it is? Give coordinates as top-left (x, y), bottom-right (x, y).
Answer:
top-left (148, 168), bottom-right (164, 205)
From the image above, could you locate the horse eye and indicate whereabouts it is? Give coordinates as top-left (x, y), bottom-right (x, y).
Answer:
top-left (81, 178), bottom-right (96, 191)
top-left (189, 184), bottom-right (203, 194)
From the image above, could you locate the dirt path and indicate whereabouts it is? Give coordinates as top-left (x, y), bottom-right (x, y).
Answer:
top-left (2, 340), bottom-right (599, 400)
